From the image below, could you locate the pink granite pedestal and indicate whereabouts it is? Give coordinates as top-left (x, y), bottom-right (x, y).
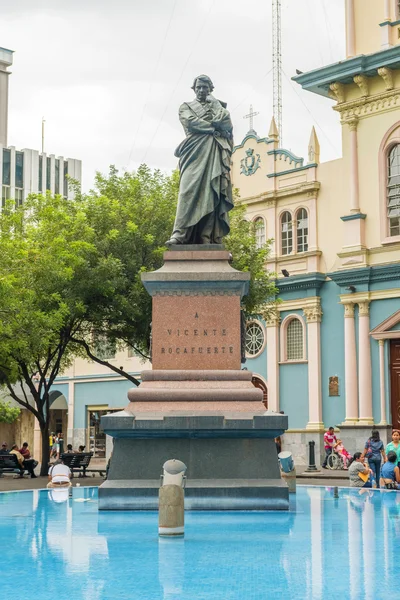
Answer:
top-left (99, 246), bottom-right (288, 510)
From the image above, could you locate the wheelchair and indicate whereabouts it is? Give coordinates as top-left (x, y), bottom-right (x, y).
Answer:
top-left (327, 451), bottom-right (346, 470)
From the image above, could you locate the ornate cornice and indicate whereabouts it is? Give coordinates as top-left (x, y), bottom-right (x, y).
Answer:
top-left (292, 45), bottom-right (400, 99)
top-left (276, 272), bottom-right (326, 294)
top-left (329, 82), bottom-right (345, 103)
top-left (353, 74), bottom-right (369, 97)
top-left (377, 67), bottom-right (393, 90)
top-left (153, 290), bottom-right (238, 297)
top-left (240, 181), bottom-right (321, 207)
top-left (334, 88), bottom-right (400, 120)
top-left (267, 148), bottom-right (304, 168)
top-left (328, 263), bottom-right (400, 287)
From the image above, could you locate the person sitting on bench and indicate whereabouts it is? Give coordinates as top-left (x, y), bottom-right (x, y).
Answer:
top-left (10, 444), bottom-right (37, 478)
top-left (0, 442), bottom-right (9, 455)
top-left (47, 458), bottom-right (72, 488)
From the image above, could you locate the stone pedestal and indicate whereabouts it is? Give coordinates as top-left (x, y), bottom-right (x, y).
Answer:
top-left (99, 246), bottom-right (288, 510)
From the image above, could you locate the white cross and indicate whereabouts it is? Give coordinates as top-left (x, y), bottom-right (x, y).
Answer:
top-left (243, 104), bottom-right (259, 131)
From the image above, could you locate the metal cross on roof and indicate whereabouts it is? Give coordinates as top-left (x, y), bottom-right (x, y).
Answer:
top-left (243, 104), bottom-right (259, 133)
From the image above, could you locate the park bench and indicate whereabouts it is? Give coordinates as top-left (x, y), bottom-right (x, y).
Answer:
top-left (61, 452), bottom-right (93, 478)
top-left (0, 454), bottom-right (24, 476)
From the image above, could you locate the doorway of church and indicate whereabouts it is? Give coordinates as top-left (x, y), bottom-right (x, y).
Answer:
top-left (252, 376), bottom-right (268, 409)
top-left (390, 340), bottom-right (400, 430)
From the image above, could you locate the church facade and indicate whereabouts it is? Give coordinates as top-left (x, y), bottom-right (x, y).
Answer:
top-left (233, 0), bottom-right (400, 462)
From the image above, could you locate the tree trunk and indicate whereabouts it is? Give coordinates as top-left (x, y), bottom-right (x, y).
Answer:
top-left (39, 422), bottom-right (50, 477)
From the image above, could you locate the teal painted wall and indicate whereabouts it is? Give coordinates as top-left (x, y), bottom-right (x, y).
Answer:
top-left (279, 310), bottom-right (308, 428)
top-left (320, 281), bottom-right (345, 427)
top-left (246, 346), bottom-right (267, 379)
top-left (370, 297), bottom-right (400, 423)
top-left (73, 379), bottom-right (135, 429)
top-left (279, 362), bottom-right (309, 429)
top-left (49, 383), bottom-right (69, 402)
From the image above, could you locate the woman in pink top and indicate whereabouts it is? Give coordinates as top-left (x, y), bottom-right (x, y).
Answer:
top-left (334, 439), bottom-right (352, 469)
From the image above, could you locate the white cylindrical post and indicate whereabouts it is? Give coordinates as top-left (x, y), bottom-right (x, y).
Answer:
top-left (358, 302), bottom-right (373, 424)
top-left (303, 301), bottom-right (323, 429)
top-left (344, 303), bottom-right (358, 422)
top-left (266, 310), bottom-right (280, 412)
top-left (378, 339), bottom-right (388, 425)
top-left (159, 485), bottom-right (184, 537)
top-left (348, 119), bottom-right (360, 212)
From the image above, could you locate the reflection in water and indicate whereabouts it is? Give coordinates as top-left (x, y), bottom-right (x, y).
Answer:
top-left (0, 487), bottom-right (399, 599)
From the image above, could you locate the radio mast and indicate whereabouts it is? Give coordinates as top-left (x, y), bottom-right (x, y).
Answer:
top-left (272, 0), bottom-right (282, 145)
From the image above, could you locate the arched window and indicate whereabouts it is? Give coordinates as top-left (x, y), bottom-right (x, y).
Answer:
top-left (286, 318), bottom-right (304, 360)
top-left (281, 211), bottom-right (292, 255)
top-left (387, 145), bottom-right (400, 237)
top-left (296, 208), bottom-right (308, 253)
top-left (254, 217), bottom-right (266, 249)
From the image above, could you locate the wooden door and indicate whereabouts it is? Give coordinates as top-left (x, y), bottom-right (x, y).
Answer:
top-left (390, 340), bottom-right (400, 429)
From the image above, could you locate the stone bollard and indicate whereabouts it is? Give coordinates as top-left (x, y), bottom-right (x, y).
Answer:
top-left (281, 467), bottom-right (297, 493)
top-left (305, 440), bottom-right (319, 472)
top-left (159, 484), bottom-right (184, 537)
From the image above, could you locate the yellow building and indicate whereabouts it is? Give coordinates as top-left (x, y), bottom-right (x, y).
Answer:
top-left (231, 0), bottom-right (400, 463)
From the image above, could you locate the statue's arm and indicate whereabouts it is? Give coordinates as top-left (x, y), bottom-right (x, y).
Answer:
top-left (211, 108), bottom-right (233, 134)
top-left (179, 104), bottom-right (214, 134)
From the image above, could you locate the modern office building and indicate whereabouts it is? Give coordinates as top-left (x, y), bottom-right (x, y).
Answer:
top-left (0, 45), bottom-right (82, 455)
top-left (0, 46), bottom-right (81, 210)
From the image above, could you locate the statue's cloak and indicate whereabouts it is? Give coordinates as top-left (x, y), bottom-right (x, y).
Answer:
top-left (172, 98), bottom-right (234, 241)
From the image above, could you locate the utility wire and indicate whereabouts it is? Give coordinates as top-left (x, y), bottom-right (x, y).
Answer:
top-left (282, 69), bottom-right (340, 155)
top-left (141, 0), bottom-right (216, 164)
top-left (231, 67), bottom-right (273, 113)
top-left (126, 0), bottom-right (179, 168)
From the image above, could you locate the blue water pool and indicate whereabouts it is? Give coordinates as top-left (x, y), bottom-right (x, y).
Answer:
top-left (0, 485), bottom-right (398, 599)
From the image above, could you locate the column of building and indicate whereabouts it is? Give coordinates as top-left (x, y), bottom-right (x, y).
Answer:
top-left (358, 301), bottom-right (374, 424)
top-left (342, 300), bottom-right (374, 424)
top-left (343, 302), bottom-right (358, 423)
top-left (265, 309), bottom-right (280, 412)
top-left (378, 339), bottom-right (388, 425)
top-left (304, 299), bottom-right (324, 429)
top-left (67, 380), bottom-right (75, 446)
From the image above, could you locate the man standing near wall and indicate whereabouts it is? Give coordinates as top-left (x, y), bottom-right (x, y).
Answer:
top-left (322, 426), bottom-right (337, 468)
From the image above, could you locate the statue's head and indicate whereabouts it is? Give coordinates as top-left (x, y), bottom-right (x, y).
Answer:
top-left (192, 74), bottom-right (214, 102)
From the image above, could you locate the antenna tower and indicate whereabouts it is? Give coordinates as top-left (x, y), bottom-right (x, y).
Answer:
top-left (272, 0), bottom-right (282, 145)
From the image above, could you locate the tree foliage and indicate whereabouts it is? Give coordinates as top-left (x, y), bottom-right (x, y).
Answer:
top-left (0, 166), bottom-right (279, 466)
top-left (225, 203), bottom-right (278, 319)
top-left (0, 193), bottom-right (119, 472)
top-left (0, 400), bottom-right (20, 424)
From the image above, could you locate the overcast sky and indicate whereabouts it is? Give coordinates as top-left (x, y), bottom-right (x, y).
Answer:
top-left (3, 0), bottom-right (345, 190)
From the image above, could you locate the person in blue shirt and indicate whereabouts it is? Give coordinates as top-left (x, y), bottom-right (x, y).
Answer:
top-left (361, 429), bottom-right (386, 486)
top-left (380, 451), bottom-right (400, 489)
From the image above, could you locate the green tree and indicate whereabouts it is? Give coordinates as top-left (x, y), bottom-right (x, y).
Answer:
top-left (70, 165), bottom-right (179, 383)
top-left (0, 194), bottom-right (120, 474)
top-left (0, 400), bottom-right (20, 424)
top-left (71, 168), bottom-right (278, 380)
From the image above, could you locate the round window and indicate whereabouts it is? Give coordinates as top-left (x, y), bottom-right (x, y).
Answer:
top-left (245, 321), bottom-right (265, 357)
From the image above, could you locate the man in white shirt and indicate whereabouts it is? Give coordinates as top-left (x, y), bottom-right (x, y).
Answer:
top-left (47, 459), bottom-right (72, 488)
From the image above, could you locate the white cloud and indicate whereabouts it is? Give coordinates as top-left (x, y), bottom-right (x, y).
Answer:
top-left (3, 0), bottom-right (345, 190)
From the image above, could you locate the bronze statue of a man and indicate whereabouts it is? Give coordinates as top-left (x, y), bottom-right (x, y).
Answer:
top-left (167, 75), bottom-right (234, 246)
